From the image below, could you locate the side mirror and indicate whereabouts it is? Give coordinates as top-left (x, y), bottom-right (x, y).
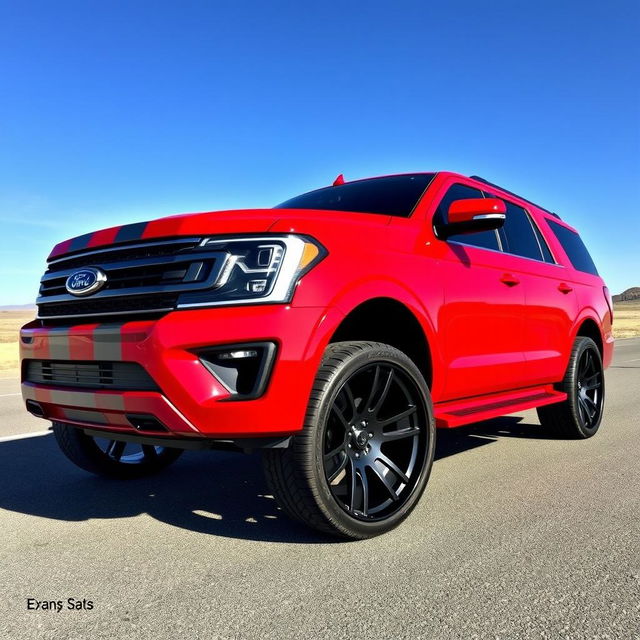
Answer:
top-left (440, 198), bottom-right (506, 238)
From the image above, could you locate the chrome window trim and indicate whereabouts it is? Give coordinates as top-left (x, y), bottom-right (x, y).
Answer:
top-left (447, 239), bottom-right (566, 267)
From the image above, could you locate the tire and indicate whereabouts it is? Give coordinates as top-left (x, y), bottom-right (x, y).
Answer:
top-left (52, 422), bottom-right (183, 479)
top-left (262, 341), bottom-right (436, 539)
top-left (536, 336), bottom-right (605, 439)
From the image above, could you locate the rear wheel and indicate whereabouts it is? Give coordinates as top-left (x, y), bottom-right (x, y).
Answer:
top-left (52, 422), bottom-right (183, 478)
top-left (262, 341), bottom-right (436, 539)
top-left (537, 336), bottom-right (605, 439)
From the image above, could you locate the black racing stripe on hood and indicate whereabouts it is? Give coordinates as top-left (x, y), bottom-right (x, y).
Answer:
top-left (114, 222), bottom-right (148, 244)
top-left (69, 233), bottom-right (94, 252)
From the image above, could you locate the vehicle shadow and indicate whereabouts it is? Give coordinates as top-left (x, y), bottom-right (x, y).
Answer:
top-left (0, 415), bottom-right (546, 543)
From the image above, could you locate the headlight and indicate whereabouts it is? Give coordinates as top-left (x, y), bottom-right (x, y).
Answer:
top-left (177, 235), bottom-right (326, 308)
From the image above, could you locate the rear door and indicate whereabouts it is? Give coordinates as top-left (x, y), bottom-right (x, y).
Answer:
top-left (433, 182), bottom-right (527, 401)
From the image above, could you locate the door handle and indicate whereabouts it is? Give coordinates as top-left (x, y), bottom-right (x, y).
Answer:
top-left (558, 282), bottom-right (573, 294)
top-left (500, 273), bottom-right (520, 286)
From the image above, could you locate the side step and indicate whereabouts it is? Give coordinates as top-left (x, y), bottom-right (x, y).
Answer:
top-left (434, 385), bottom-right (567, 428)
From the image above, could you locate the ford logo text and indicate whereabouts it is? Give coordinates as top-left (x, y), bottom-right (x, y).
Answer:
top-left (65, 268), bottom-right (108, 297)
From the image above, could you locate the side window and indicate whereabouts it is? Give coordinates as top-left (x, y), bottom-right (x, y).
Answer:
top-left (497, 201), bottom-right (544, 261)
top-left (530, 219), bottom-right (555, 263)
top-left (433, 183), bottom-right (500, 251)
top-left (546, 219), bottom-right (599, 275)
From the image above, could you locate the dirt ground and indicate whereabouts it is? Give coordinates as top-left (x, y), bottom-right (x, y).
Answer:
top-left (0, 311), bottom-right (35, 376)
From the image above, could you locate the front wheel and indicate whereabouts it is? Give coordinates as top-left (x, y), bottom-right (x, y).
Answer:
top-left (537, 336), bottom-right (605, 439)
top-left (52, 422), bottom-right (183, 478)
top-left (263, 341), bottom-right (436, 539)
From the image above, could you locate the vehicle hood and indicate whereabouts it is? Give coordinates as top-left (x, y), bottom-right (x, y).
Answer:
top-left (48, 208), bottom-right (391, 260)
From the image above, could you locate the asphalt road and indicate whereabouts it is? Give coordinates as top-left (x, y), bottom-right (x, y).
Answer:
top-left (1, 340), bottom-right (639, 639)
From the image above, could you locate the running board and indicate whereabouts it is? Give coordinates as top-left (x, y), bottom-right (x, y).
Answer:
top-left (434, 386), bottom-right (567, 428)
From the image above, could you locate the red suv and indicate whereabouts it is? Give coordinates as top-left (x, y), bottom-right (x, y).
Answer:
top-left (20, 172), bottom-right (614, 538)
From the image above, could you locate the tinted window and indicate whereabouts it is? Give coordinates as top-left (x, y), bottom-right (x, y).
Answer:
top-left (275, 174), bottom-right (435, 218)
top-left (433, 183), bottom-right (500, 251)
top-left (530, 219), bottom-right (555, 263)
top-left (499, 202), bottom-right (544, 260)
top-left (547, 219), bottom-right (599, 275)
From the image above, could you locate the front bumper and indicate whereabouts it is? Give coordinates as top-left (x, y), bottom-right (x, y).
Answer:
top-left (20, 305), bottom-right (343, 439)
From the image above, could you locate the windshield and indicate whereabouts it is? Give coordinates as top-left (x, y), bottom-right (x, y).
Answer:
top-left (274, 173), bottom-right (436, 218)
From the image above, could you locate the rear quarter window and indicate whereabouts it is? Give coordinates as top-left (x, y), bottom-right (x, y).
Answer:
top-left (546, 219), bottom-right (599, 276)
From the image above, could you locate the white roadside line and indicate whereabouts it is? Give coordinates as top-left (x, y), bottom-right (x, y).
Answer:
top-left (0, 393), bottom-right (21, 397)
top-left (623, 358), bottom-right (640, 363)
top-left (0, 430), bottom-right (52, 443)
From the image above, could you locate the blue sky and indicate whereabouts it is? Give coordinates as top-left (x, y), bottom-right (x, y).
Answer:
top-left (1, 0), bottom-right (638, 304)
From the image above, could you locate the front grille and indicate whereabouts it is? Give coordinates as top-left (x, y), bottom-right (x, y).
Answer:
top-left (37, 237), bottom-right (229, 319)
top-left (25, 360), bottom-right (159, 391)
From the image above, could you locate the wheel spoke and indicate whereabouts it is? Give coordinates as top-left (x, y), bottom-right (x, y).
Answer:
top-left (376, 453), bottom-right (409, 484)
top-left (364, 365), bottom-right (381, 413)
top-left (577, 396), bottom-right (590, 425)
top-left (360, 470), bottom-right (370, 516)
top-left (583, 394), bottom-right (598, 417)
top-left (349, 459), bottom-right (358, 512)
top-left (370, 461), bottom-right (399, 501)
top-left (331, 404), bottom-right (350, 431)
top-left (371, 368), bottom-right (394, 416)
top-left (342, 383), bottom-right (358, 420)
top-left (583, 351), bottom-right (591, 376)
top-left (105, 440), bottom-right (125, 461)
top-left (327, 452), bottom-right (348, 484)
top-left (324, 442), bottom-right (346, 462)
top-left (379, 405), bottom-right (417, 427)
top-left (382, 425), bottom-right (421, 441)
top-left (584, 372), bottom-right (601, 390)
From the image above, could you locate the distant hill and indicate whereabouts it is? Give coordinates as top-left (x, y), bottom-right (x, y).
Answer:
top-left (613, 287), bottom-right (640, 303)
top-left (0, 304), bottom-right (36, 311)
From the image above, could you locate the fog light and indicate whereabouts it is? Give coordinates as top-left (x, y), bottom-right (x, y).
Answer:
top-left (198, 342), bottom-right (276, 400)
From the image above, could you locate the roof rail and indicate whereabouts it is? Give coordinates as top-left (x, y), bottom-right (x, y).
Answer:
top-left (469, 175), bottom-right (561, 219)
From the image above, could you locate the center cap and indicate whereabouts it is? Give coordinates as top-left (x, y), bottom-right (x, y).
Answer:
top-left (351, 427), bottom-right (370, 450)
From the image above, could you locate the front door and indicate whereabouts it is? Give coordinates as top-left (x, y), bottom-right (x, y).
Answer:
top-left (433, 182), bottom-right (527, 401)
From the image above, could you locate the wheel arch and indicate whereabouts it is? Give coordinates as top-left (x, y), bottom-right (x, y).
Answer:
top-left (328, 296), bottom-right (435, 390)
top-left (574, 315), bottom-right (604, 357)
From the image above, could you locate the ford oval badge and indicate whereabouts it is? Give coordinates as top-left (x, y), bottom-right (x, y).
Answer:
top-left (65, 268), bottom-right (107, 297)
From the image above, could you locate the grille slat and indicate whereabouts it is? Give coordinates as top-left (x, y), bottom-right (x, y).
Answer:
top-left (37, 293), bottom-right (178, 318)
top-left (25, 360), bottom-right (159, 391)
top-left (49, 238), bottom-right (201, 269)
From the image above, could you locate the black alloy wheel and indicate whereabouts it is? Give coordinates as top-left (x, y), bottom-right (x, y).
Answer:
top-left (323, 362), bottom-right (428, 520)
top-left (575, 346), bottom-right (603, 430)
top-left (263, 341), bottom-right (436, 539)
top-left (537, 336), bottom-right (605, 438)
top-left (52, 422), bottom-right (183, 478)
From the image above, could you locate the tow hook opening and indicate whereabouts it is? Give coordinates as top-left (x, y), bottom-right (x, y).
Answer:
top-left (125, 414), bottom-right (169, 433)
top-left (25, 400), bottom-right (45, 418)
